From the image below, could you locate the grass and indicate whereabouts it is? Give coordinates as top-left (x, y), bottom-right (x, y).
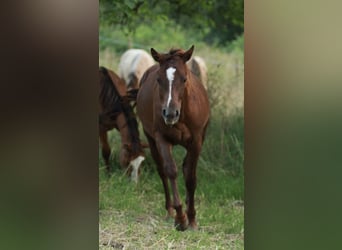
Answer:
top-left (99, 39), bottom-right (244, 249)
top-left (99, 161), bottom-right (244, 249)
top-left (99, 112), bottom-right (244, 249)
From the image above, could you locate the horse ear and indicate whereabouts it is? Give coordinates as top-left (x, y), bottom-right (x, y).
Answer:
top-left (151, 48), bottom-right (161, 62)
top-left (183, 45), bottom-right (195, 62)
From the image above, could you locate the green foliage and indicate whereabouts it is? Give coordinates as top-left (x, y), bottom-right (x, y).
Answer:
top-left (99, 0), bottom-right (144, 33)
top-left (99, 19), bottom-right (202, 54)
top-left (204, 0), bottom-right (244, 45)
top-left (202, 113), bottom-right (244, 179)
top-left (226, 33), bottom-right (244, 53)
top-left (99, 21), bottom-right (244, 56)
top-left (100, 0), bottom-right (244, 46)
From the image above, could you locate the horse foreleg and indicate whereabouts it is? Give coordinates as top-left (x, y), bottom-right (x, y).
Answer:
top-left (99, 131), bottom-right (111, 172)
top-left (155, 133), bottom-right (187, 231)
top-left (183, 141), bottom-right (202, 230)
top-left (145, 132), bottom-right (173, 219)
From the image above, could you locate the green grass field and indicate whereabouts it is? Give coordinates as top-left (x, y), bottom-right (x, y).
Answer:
top-left (99, 44), bottom-right (244, 249)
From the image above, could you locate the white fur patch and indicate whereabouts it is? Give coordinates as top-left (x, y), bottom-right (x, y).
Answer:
top-left (129, 155), bottom-right (145, 183)
top-left (166, 67), bottom-right (176, 108)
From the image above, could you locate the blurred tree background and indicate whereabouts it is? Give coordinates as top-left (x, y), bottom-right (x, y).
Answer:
top-left (99, 0), bottom-right (244, 51)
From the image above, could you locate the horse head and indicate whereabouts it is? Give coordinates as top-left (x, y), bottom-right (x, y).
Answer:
top-left (151, 45), bottom-right (194, 126)
top-left (120, 142), bottom-right (149, 183)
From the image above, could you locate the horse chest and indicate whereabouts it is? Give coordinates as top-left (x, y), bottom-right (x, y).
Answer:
top-left (160, 122), bottom-right (192, 145)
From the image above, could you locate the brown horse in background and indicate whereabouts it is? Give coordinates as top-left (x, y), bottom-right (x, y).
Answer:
top-left (137, 46), bottom-right (210, 230)
top-left (99, 66), bottom-right (145, 182)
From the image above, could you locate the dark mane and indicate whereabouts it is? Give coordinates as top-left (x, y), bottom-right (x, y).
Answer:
top-left (120, 98), bottom-right (144, 156)
top-left (169, 48), bottom-right (185, 55)
top-left (99, 66), bottom-right (143, 156)
top-left (158, 48), bottom-right (186, 61)
top-left (99, 67), bottom-right (122, 121)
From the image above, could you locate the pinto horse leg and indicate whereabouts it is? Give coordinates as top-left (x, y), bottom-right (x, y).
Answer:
top-left (155, 133), bottom-right (187, 231)
top-left (99, 131), bottom-right (111, 172)
top-left (145, 132), bottom-right (173, 219)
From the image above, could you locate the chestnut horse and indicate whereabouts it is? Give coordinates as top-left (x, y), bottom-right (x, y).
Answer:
top-left (137, 46), bottom-right (210, 230)
top-left (99, 66), bottom-right (145, 182)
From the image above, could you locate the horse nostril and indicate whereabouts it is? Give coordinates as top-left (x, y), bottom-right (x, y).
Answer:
top-left (162, 109), bottom-right (167, 117)
top-left (175, 110), bottom-right (179, 117)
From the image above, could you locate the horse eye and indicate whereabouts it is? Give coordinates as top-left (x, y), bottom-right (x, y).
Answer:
top-left (157, 78), bottom-right (161, 84)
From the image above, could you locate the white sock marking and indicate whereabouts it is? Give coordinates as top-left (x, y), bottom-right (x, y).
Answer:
top-left (166, 67), bottom-right (176, 108)
top-left (129, 155), bottom-right (145, 183)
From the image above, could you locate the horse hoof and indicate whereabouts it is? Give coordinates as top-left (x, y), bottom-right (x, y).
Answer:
top-left (188, 221), bottom-right (198, 230)
top-left (175, 222), bottom-right (188, 231)
top-left (174, 215), bottom-right (188, 231)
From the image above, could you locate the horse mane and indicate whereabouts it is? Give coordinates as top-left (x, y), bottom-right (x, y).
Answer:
top-left (120, 99), bottom-right (144, 156)
top-left (99, 66), bottom-right (122, 121)
top-left (169, 48), bottom-right (185, 55)
top-left (157, 48), bottom-right (186, 61)
top-left (99, 66), bottom-right (143, 156)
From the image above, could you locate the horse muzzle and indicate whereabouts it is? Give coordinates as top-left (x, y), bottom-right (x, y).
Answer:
top-left (162, 108), bottom-right (180, 125)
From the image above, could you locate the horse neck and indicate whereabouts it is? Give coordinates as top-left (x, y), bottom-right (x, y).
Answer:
top-left (182, 73), bottom-right (204, 115)
top-left (115, 113), bottom-right (131, 145)
top-left (184, 74), bottom-right (194, 103)
top-left (116, 107), bottom-right (143, 157)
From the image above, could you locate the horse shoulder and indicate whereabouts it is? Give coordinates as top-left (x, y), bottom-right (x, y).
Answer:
top-left (184, 80), bottom-right (210, 128)
top-left (140, 64), bottom-right (159, 86)
top-left (137, 65), bottom-right (160, 137)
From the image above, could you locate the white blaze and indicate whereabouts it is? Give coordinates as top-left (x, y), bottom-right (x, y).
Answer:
top-left (166, 67), bottom-right (176, 108)
top-left (129, 155), bottom-right (145, 183)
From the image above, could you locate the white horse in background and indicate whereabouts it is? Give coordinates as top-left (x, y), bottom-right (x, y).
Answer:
top-left (118, 49), bottom-right (155, 90)
top-left (187, 56), bottom-right (208, 90)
